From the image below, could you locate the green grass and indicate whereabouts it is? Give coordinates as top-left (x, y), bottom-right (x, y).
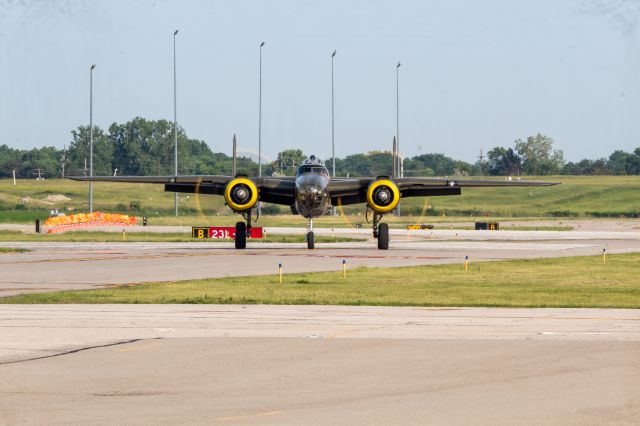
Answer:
top-left (0, 230), bottom-right (361, 243)
top-left (2, 175), bottom-right (640, 224)
top-left (0, 247), bottom-right (29, 253)
top-left (4, 253), bottom-right (639, 308)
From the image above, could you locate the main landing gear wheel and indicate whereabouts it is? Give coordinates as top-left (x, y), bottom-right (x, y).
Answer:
top-left (377, 223), bottom-right (389, 250)
top-left (235, 221), bottom-right (246, 249)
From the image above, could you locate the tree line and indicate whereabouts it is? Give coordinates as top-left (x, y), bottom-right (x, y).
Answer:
top-left (1, 118), bottom-right (639, 178)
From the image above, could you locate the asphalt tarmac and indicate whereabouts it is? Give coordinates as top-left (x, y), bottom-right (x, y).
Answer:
top-left (1, 229), bottom-right (639, 424)
top-left (2, 228), bottom-right (640, 297)
top-left (0, 305), bottom-right (638, 425)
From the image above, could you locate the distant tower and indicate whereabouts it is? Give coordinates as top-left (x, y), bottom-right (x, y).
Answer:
top-left (60, 145), bottom-right (68, 178)
top-left (478, 148), bottom-right (485, 176)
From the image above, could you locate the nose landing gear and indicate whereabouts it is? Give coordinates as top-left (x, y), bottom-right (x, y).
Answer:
top-left (306, 217), bottom-right (314, 249)
top-left (370, 211), bottom-right (389, 250)
top-left (234, 208), bottom-right (259, 249)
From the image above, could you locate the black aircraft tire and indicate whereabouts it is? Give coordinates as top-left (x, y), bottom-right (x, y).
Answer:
top-left (307, 231), bottom-right (315, 250)
top-left (377, 223), bottom-right (389, 250)
top-left (235, 221), bottom-right (247, 249)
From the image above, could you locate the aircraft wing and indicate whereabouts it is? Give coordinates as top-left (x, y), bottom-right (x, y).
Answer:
top-left (395, 177), bottom-right (558, 197)
top-left (67, 175), bottom-right (297, 206)
top-left (328, 177), bottom-right (559, 206)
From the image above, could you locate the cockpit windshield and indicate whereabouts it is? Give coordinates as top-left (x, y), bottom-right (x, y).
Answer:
top-left (296, 165), bottom-right (329, 177)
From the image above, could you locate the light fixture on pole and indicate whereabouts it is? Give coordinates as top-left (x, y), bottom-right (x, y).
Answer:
top-left (173, 29), bottom-right (179, 216)
top-left (331, 49), bottom-right (336, 178)
top-left (258, 41), bottom-right (265, 177)
top-left (89, 64), bottom-right (96, 213)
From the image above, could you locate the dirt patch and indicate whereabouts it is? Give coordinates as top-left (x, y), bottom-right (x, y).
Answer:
top-left (42, 194), bottom-right (71, 203)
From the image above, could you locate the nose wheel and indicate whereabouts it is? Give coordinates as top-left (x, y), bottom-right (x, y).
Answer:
top-left (306, 218), bottom-right (315, 249)
top-left (235, 221), bottom-right (246, 249)
top-left (234, 209), bottom-right (258, 249)
top-left (377, 223), bottom-right (389, 250)
top-left (371, 212), bottom-right (389, 250)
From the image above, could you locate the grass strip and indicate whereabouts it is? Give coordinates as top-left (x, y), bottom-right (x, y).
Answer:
top-left (3, 253), bottom-right (639, 308)
top-left (0, 247), bottom-right (29, 253)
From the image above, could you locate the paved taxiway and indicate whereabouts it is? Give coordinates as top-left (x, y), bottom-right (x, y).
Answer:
top-left (2, 228), bottom-right (639, 424)
top-left (0, 305), bottom-right (638, 425)
top-left (1, 228), bottom-right (640, 296)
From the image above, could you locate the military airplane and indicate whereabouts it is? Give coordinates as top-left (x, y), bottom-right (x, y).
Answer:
top-left (69, 155), bottom-right (557, 250)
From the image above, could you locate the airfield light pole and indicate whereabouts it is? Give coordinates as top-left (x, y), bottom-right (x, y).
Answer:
top-left (89, 64), bottom-right (96, 213)
top-left (173, 29), bottom-right (179, 216)
top-left (258, 41), bottom-right (265, 177)
top-left (331, 50), bottom-right (336, 178)
top-left (395, 61), bottom-right (401, 216)
top-left (396, 61), bottom-right (401, 177)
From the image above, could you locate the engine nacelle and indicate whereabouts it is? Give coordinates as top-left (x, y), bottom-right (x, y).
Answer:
top-left (224, 177), bottom-right (258, 212)
top-left (366, 178), bottom-right (400, 214)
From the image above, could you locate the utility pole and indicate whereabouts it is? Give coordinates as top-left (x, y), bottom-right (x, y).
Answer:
top-left (478, 148), bottom-right (485, 176)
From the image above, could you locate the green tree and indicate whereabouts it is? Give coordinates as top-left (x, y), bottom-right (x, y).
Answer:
top-left (487, 147), bottom-right (521, 176)
top-left (67, 125), bottom-right (113, 176)
top-left (515, 133), bottom-right (564, 175)
top-left (562, 159), bottom-right (611, 175)
top-left (0, 145), bottom-right (22, 177)
top-left (272, 149), bottom-right (306, 175)
top-left (405, 153), bottom-right (473, 176)
top-left (338, 151), bottom-right (395, 177)
top-left (607, 150), bottom-right (633, 175)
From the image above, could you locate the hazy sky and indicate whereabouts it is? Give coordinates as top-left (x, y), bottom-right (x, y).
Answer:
top-left (1, 0), bottom-right (638, 163)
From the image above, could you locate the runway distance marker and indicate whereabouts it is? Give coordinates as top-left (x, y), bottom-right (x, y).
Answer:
top-left (192, 227), bottom-right (263, 239)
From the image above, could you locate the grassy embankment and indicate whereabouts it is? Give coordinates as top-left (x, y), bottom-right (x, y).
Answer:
top-left (3, 253), bottom-right (639, 308)
top-left (0, 176), bottom-right (639, 226)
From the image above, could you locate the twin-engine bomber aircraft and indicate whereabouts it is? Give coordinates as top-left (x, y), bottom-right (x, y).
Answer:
top-left (70, 155), bottom-right (557, 250)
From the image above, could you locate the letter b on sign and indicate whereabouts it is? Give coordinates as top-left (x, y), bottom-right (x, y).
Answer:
top-left (192, 227), bottom-right (210, 238)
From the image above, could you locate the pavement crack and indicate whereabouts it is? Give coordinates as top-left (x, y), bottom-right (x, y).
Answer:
top-left (0, 338), bottom-right (160, 365)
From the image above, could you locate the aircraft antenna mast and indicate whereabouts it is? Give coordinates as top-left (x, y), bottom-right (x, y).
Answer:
top-left (232, 134), bottom-right (237, 176)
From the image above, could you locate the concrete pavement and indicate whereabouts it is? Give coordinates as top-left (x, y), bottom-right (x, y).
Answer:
top-left (0, 305), bottom-right (638, 425)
